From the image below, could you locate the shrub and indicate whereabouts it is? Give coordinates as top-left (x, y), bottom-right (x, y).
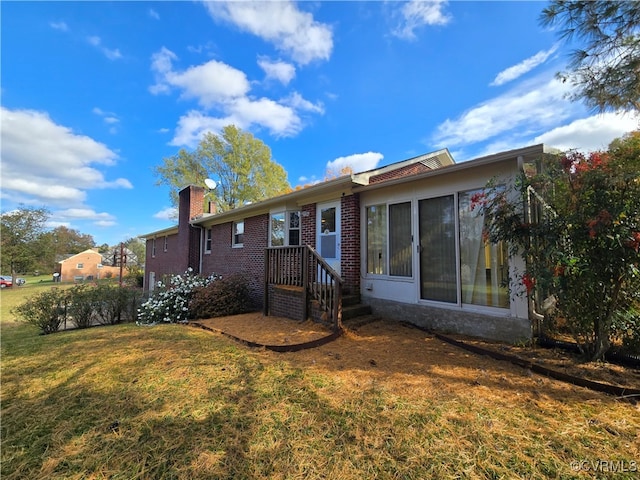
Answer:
top-left (13, 288), bottom-right (69, 334)
top-left (92, 284), bottom-right (144, 325)
top-left (478, 131), bottom-right (640, 360)
top-left (67, 285), bottom-right (98, 329)
top-left (189, 274), bottom-right (251, 319)
top-left (137, 269), bottom-right (217, 324)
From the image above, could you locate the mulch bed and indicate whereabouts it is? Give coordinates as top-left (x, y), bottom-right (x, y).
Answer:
top-left (189, 313), bottom-right (640, 401)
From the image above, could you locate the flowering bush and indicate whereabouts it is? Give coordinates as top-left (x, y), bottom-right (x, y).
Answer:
top-left (137, 269), bottom-right (219, 324)
top-left (477, 131), bottom-right (640, 361)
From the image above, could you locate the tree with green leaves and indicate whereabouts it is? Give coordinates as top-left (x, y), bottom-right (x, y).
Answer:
top-left (35, 226), bottom-right (95, 273)
top-left (0, 207), bottom-right (50, 277)
top-left (155, 125), bottom-right (290, 213)
top-left (540, 0), bottom-right (640, 112)
top-left (477, 131), bottom-right (640, 361)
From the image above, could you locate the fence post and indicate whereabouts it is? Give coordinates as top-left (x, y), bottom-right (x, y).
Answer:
top-left (302, 247), bottom-right (309, 320)
top-left (264, 249), bottom-right (270, 316)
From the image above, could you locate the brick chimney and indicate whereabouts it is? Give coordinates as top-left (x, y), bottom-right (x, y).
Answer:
top-left (178, 185), bottom-right (205, 273)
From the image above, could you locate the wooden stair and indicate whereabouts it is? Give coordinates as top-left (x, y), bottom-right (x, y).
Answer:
top-left (341, 294), bottom-right (379, 330)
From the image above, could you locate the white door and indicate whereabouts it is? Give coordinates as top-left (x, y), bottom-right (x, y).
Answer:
top-left (317, 201), bottom-right (341, 274)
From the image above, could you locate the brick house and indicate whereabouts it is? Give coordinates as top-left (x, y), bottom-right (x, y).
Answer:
top-left (141, 144), bottom-right (550, 343)
top-left (55, 249), bottom-right (121, 282)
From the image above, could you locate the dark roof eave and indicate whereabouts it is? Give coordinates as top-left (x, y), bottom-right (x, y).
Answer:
top-left (191, 175), bottom-right (357, 226)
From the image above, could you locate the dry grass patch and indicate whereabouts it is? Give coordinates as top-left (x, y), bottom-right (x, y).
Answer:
top-left (2, 317), bottom-right (639, 479)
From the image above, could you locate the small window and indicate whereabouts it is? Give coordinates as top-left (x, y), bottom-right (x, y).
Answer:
top-left (76, 263), bottom-right (84, 269)
top-left (163, 236), bottom-right (168, 252)
top-left (233, 221), bottom-right (244, 247)
top-left (152, 238), bottom-right (156, 258)
top-left (205, 228), bottom-right (212, 253)
top-left (288, 211), bottom-right (301, 246)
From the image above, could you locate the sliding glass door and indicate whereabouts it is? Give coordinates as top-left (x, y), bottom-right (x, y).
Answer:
top-left (419, 195), bottom-right (457, 303)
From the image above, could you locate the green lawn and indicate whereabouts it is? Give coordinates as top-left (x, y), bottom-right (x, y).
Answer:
top-left (2, 310), bottom-right (639, 479)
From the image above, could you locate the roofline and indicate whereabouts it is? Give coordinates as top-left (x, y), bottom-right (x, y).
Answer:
top-left (191, 175), bottom-right (356, 226)
top-left (353, 148), bottom-right (454, 183)
top-left (353, 144), bottom-right (549, 193)
top-left (138, 225), bottom-right (179, 239)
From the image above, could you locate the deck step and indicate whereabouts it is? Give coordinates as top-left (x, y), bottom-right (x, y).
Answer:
top-left (342, 313), bottom-right (380, 330)
top-left (342, 303), bottom-right (372, 321)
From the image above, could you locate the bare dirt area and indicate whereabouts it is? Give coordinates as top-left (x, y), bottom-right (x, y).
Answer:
top-left (191, 313), bottom-right (639, 400)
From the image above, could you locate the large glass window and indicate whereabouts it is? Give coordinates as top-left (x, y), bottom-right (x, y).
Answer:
top-left (459, 189), bottom-right (509, 307)
top-left (271, 213), bottom-right (285, 246)
top-left (366, 205), bottom-right (387, 274)
top-left (389, 202), bottom-right (412, 277)
top-left (419, 195), bottom-right (457, 303)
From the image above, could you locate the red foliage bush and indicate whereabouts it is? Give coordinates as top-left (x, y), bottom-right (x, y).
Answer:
top-left (189, 274), bottom-right (251, 319)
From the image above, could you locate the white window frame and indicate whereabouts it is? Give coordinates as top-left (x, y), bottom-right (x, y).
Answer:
top-left (163, 236), bottom-right (168, 252)
top-left (233, 220), bottom-right (244, 247)
top-left (76, 263), bottom-right (84, 269)
top-left (151, 238), bottom-right (156, 258)
top-left (205, 228), bottom-right (212, 254)
top-left (269, 210), bottom-right (301, 247)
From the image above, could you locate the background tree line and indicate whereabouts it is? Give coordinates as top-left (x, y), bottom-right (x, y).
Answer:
top-left (0, 207), bottom-right (144, 277)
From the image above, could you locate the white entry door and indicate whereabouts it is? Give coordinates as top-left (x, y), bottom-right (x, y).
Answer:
top-left (317, 201), bottom-right (341, 274)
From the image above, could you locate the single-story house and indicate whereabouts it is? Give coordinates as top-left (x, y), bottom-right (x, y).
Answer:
top-left (55, 249), bottom-right (122, 282)
top-left (141, 144), bottom-right (552, 343)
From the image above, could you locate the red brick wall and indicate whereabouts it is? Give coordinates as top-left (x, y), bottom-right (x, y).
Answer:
top-left (369, 163), bottom-right (431, 183)
top-left (268, 285), bottom-right (305, 320)
top-left (341, 193), bottom-right (360, 294)
top-left (201, 214), bottom-right (269, 309)
top-left (301, 203), bottom-right (316, 248)
top-left (144, 233), bottom-right (184, 287)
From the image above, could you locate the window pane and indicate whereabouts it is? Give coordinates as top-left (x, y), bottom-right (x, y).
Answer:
top-left (321, 207), bottom-right (336, 233)
top-left (288, 229), bottom-right (300, 246)
top-left (389, 202), bottom-right (412, 277)
top-left (271, 213), bottom-right (285, 246)
top-left (234, 221), bottom-right (244, 245)
top-left (459, 190), bottom-right (509, 307)
top-left (419, 196), bottom-right (457, 303)
top-left (205, 229), bottom-right (212, 252)
top-left (289, 211), bottom-right (300, 229)
top-left (366, 205), bottom-right (387, 274)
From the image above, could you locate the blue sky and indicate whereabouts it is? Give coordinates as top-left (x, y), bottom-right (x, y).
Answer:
top-left (2, 1), bottom-right (638, 247)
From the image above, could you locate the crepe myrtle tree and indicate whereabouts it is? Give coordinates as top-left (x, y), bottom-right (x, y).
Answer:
top-left (474, 131), bottom-right (640, 361)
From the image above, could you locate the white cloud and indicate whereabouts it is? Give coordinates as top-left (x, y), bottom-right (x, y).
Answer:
top-left (432, 73), bottom-right (576, 149)
top-left (258, 57), bottom-right (296, 85)
top-left (150, 48), bottom-right (323, 146)
top-left (149, 8), bottom-right (160, 20)
top-left (50, 21), bottom-right (68, 31)
top-left (92, 107), bottom-right (120, 134)
top-left (55, 209), bottom-right (117, 227)
top-left (393, 0), bottom-right (451, 40)
top-left (491, 45), bottom-right (559, 86)
top-left (150, 47), bottom-right (249, 105)
top-left (86, 35), bottom-right (122, 60)
top-left (283, 92), bottom-right (324, 114)
top-left (326, 152), bottom-right (384, 174)
top-left (170, 111), bottom-right (231, 147)
top-left (154, 207), bottom-right (178, 221)
top-left (534, 112), bottom-right (640, 152)
top-left (0, 107), bottom-right (132, 209)
top-left (202, 1), bottom-right (333, 65)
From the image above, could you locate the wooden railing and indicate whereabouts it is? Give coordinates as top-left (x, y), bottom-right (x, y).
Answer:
top-left (264, 245), bottom-right (343, 331)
